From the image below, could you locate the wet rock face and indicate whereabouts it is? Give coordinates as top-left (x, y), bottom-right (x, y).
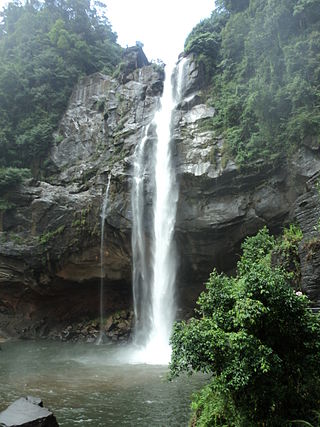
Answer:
top-left (38, 310), bottom-right (134, 343)
top-left (104, 310), bottom-right (134, 342)
top-left (1, 51), bottom-right (320, 338)
top-left (295, 174), bottom-right (320, 308)
top-left (0, 53), bottom-right (162, 339)
top-left (172, 55), bottom-right (320, 292)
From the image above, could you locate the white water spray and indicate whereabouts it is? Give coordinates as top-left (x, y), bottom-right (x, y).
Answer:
top-left (131, 124), bottom-right (152, 344)
top-left (131, 58), bottom-right (187, 364)
top-left (97, 174), bottom-right (112, 344)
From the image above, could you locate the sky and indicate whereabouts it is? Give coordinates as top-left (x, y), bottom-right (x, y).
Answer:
top-left (106, 0), bottom-right (215, 63)
top-left (0, 0), bottom-right (215, 64)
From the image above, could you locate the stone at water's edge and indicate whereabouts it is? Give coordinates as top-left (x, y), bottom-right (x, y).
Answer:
top-left (0, 396), bottom-right (59, 426)
top-left (1, 48), bottom-right (320, 339)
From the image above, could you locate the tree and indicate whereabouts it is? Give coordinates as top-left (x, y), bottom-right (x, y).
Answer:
top-left (170, 227), bottom-right (320, 426)
top-left (0, 0), bottom-right (122, 181)
top-left (185, 0), bottom-right (320, 167)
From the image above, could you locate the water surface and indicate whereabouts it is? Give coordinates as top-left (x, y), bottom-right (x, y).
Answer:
top-left (0, 340), bottom-right (207, 426)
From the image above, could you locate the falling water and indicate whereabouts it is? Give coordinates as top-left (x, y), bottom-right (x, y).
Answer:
top-left (131, 124), bottom-right (152, 344)
top-left (131, 58), bottom-right (187, 364)
top-left (97, 174), bottom-right (112, 344)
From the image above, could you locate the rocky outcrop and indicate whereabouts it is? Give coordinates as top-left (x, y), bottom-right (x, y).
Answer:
top-left (171, 57), bottom-right (320, 307)
top-left (104, 310), bottom-right (133, 341)
top-left (295, 172), bottom-right (320, 309)
top-left (1, 50), bottom-right (320, 338)
top-left (0, 48), bottom-right (163, 338)
top-left (117, 46), bottom-right (150, 83)
top-left (0, 396), bottom-right (59, 427)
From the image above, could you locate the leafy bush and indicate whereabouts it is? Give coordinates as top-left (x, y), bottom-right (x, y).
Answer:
top-left (170, 227), bottom-right (320, 426)
top-left (272, 224), bottom-right (303, 288)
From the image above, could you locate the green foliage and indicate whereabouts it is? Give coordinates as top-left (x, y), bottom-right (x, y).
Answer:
top-left (0, 0), bottom-right (121, 181)
top-left (71, 208), bottom-right (88, 228)
top-left (184, 11), bottom-right (228, 78)
top-left (197, 117), bottom-right (215, 133)
top-left (0, 198), bottom-right (15, 211)
top-left (170, 227), bottom-right (320, 426)
top-left (237, 225), bottom-right (276, 274)
top-left (186, 0), bottom-right (320, 167)
top-left (272, 224), bottom-right (303, 288)
top-left (0, 166), bottom-right (31, 190)
top-left (39, 225), bottom-right (65, 245)
top-left (224, 0), bottom-right (250, 12)
top-left (0, 165), bottom-right (30, 210)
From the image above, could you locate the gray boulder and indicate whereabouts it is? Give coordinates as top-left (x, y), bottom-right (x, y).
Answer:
top-left (0, 396), bottom-right (59, 427)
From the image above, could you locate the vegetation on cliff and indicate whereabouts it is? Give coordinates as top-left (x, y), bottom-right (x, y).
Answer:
top-left (185, 0), bottom-right (320, 167)
top-left (0, 0), bottom-right (121, 187)
top-left (170, 227), bottom-right (320, 426)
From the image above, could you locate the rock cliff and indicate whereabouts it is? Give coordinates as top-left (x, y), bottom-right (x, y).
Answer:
top-left (1, 48), bottom-right (320, 338)
top-left (295, 172), bottom-right (320, 310)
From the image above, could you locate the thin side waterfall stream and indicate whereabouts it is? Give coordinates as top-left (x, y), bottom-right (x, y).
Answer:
top-left (131, 58), bottom-right (187, 364)
top-left (97, 174), bottom-right (112, 344)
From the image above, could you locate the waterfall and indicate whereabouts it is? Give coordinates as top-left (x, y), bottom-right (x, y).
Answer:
top-left (131, 58), bottom-right (186, 364)
top-left (97, 174), bottom-right (112, 344)
top-left (131, 124), bottom-right (152, 344)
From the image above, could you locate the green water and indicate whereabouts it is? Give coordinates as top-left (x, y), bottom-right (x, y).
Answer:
top-left (0, 340), bottom-right (207, 426)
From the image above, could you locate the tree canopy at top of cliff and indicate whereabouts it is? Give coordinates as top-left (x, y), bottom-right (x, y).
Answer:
top-left (185, 0), bottom-right (320, 167)
top-left (0, 0), bottom-right (121, 185)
